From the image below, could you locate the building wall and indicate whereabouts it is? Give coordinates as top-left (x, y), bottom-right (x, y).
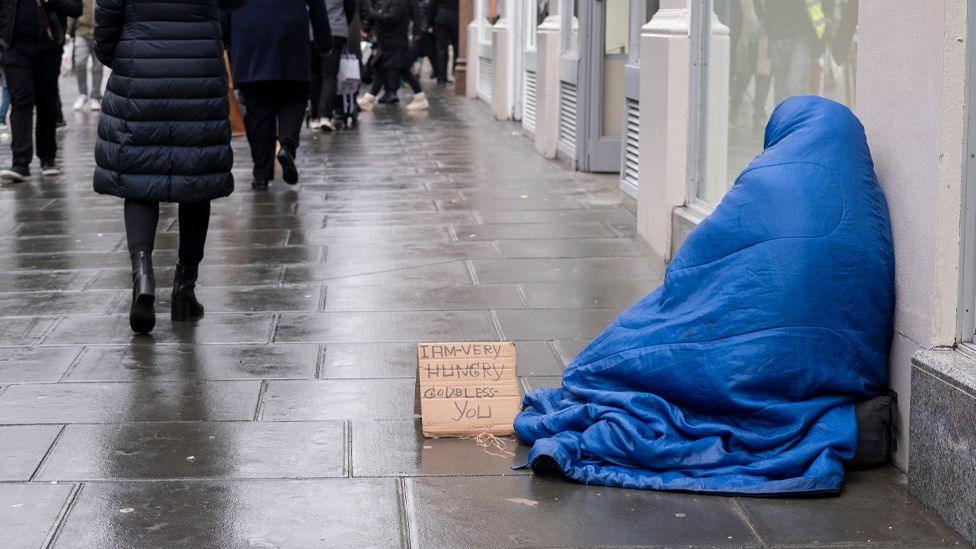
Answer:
top-left (856, 0), bottom-right (967, 469)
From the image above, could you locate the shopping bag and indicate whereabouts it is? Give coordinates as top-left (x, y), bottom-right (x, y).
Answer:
top-left (339, 51), bottom-right (361, 83)
top-left (223, 52), bottom-right (245, 137)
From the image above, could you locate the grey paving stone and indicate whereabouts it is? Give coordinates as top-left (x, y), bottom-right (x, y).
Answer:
top-left (521, 376), bottom-right (564, 392)
top-left (36, 421), bottom-right (346, 480)
top-left (0, 483), bottom-right (76, 548)
top-left (321, 342), bottom-right (419, 378)
top-left (513, 341), bottom-right (565, 376)
top-left (325, 284), bottom-right (524, 312)
top-left (0, 346), bottom-right (81, 383)
top-left (52, 479), bottom-right (402, 548)
top-left (107, 286), bottom-right (322, 314)
top-left (405, 476), bottom-right (761, 548)
top-left (285, 260), bottom-right (473, 285)
top-left (0, 290), bottom-right (117, 317)
top-left (323, 241), bottom-right (501, 263)
top-left (274, 311), bottom-right (499, 343)
top-left (153, 229), bottom-right (292, 249)
top-left (352, 419), bottom-right (528, 477)
top-left (64, 343), bottom-right (318, 381)
top-left (439, 197), bottom-right (583, 210)
top-left (496, 309), bottom-right (617, 340)
top-left (554, 338), bottom-right (591, 365)
top-left (0, 233), bottom-right (123, 254)
top-left (0, 270), bottom-right (98, 293)
top-left (0, 317), bottom-right (57, 345)
top-left (44, 313), bottom-right (275, 345)
top-left (262, 379), bottom-right (417, 420)
top-left (495, 237), bottom-right (644, 258)
top-left (324, 211), bottom-right (476, 227)
top-left (299, 197), bottom-right (438, 213)
top-left (737, 468), bottom-right (965, 546)
top-left (454, 222), bottom-right (616, 240)
top-left (89, 264), bottom-right (283, 289)
top-left (0, 425), bottom-right (63, 480)
top-left (472, 257), bottom-right (658, 283)
top-left (0, 381), bottom-right (261, 424)
top-left (475, 208), bottom-right (634, 225)
top-left (519, 280), bottom-right (657, 309)
top-left (291, 225), bottom-right (452, 244)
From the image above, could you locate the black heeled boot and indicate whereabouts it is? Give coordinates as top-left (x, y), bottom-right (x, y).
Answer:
top-left (172, 263), bottom-right (205, 321)
top-left (130, 251), bottom-right (156, 334)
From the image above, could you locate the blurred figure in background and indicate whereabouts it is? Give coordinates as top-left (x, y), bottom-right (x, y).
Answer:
top-left (357, 0), bottom-right (427, 111)
top-left (93, 0), bottom-right (244, 335)
top-left (0, 0), bottom-right (82, 182)
top-left (415, 0), bottom-right (438, 82)
top-left (310, 0), bottom-right (355, 132)
top-left (68, 0), bottom-right (101, 111)
top-left (728, 0), bottom-right (771, 131)
top-left (761, 0), bottom-right (824, 103)
top-left (222, 0), bottom-right (332, 190)
top-left (427, 0), bottom-right (457, 86)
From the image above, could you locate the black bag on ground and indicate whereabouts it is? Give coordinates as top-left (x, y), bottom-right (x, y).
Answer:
top-left (847, 390), bottom-right (898, 470)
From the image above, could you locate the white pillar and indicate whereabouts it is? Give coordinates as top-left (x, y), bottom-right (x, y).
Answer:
top-left (534, 15), bottom-right (561, 158)
top-left (636, 1), bottom-right (690, 261)
top-left (491, 17), bottom-right (511, 120)
top-left (702, 14), bottom-right (730, 205)
top-left (466, 21), bottom-right (479, 99)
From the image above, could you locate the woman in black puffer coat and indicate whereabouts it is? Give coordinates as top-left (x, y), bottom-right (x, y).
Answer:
top-left (93, 0), bottom-right (244, 335)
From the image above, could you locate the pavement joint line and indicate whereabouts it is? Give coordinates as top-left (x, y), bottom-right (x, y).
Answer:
top-left (42, 480), bottom-right (82, 549)
top-left (489, 310), bottom-right (505, 341)
top-left (55, 346), bottom-right (88, 383)
top-left (317, 285), bottom-right (328, 312)
top-left (344, 420), bottom-right (352, 479)
top-left (464, 259), bottom-right (478, 284)
top-left (253, 380), bottom-right (270, 422)
top-left (267, 313), bottom-right (281, 344)
top-left (28, 424), bottom-right (66, 482)
top-left (513, 283), bottom-right (530, 308)
top-left (730, 496), bottom-right (769, 547)
top-left (314, 344), bottom-right (326, 379)
top-left (395, 477), bottom-right (413, 549)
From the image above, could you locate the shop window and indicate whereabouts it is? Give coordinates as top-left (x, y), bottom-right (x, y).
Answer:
top-left (527, 0), bottom-right (549, 51)
top-left (605, 0), bottom-right (629, 55)
top-left (960, 0), bottom-right (976, 345)
top-left (690, 0), bottom-right (859, 208)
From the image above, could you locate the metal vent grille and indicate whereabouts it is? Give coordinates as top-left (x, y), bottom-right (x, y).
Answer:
top-left (621, 98), bottom-right (640, 198)
top-left (522, 70), bottom-right (537, 132)
top-left (558, 81), bottom-right (577, 157)
top-left (478, 56), bottom-right (494, 102)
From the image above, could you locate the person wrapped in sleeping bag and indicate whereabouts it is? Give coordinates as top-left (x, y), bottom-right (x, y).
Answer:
top-left (514, 96), bottom-right (895, 495)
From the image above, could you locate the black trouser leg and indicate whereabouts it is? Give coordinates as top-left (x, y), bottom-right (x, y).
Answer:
top-left (370, 71), bottom-right (384, 95)
top-left (400, 68), bottom-right (422, 93)
top-left (2, 47), bottom-right (36, 168)
top-left (33, 47), bottom-right (61, 163)
top-left (177, 201), bottom-right (211, 266)
top-left (309, 42), bottom-right (323, 120)
top-left (434, 25), bottom-right (451, 84)
top-left (384, 66), bottom-right (399, 94)
top-left (124, 199), bottom-right (161, 256)
top-left (319, 37), bottom-right (346, 119)
top-left (239, 83), bottom-right (278, 180)
top-left (276, 81), bottom-right (309, 155)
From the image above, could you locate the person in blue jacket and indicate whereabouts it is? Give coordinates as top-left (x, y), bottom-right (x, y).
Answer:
top-left (222, 0), bottom-right (332, 190)
top-left (92, 0), bottom-right (245, 335)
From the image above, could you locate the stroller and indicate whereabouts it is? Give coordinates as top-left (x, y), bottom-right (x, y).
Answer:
top-left (335, 46), bottom-right (363, 129)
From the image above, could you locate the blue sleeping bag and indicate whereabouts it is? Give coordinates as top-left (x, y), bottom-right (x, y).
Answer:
top-left (514, 97), bottom-right (895, 495)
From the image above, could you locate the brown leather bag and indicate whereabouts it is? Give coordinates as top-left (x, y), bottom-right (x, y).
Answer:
top-left (224, 52), bottom-right (245, 137)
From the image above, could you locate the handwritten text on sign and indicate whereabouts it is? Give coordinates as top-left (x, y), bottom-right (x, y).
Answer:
top-left (417, 342), bottom-right (520, 437)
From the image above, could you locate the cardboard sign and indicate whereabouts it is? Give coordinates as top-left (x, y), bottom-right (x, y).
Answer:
top-left (417, 342), bottom-right (520, 437)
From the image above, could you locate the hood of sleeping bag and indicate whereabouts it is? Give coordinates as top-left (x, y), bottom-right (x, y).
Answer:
top-left (514, 96), bottom-right (895, 495)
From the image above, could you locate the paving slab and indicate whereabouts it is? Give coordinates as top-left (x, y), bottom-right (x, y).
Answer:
top-left (52, 479), bottom-right (402, 548)
top-left (0, 483), bottom-right (76, 548)
top-left (0, 346), bottom-right (82, 383)
top-left (0, 424), bottom-right (63, 480)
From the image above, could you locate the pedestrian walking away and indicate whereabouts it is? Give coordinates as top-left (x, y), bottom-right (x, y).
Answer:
top-left (222, 0), bottom-right (332, 190)
top-left (0, 0), bottom-right (83, 183)
top-left (309, 0), bottom-right (356, 132)
top-left (428, 0), bottom-right (457, 86)
top-left (92, 0), bottom-right (245, 335)
top-left (68, 0), bottom-right (102, 111)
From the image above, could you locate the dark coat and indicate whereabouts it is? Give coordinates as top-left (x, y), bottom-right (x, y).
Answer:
top-left (368, 0), bottom-right (410, 52)
top-left (221, 0), bottom-right (331, 85)
top-left (427, 0), bottom-right (456, 28)
top-left (92, 0), bottom-right (241, 203)
top-left (0, 0), bottom-right (82, 49)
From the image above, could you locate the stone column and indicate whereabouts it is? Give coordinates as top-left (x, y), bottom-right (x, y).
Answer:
top-left (636, 0), bottom-right (690, 262)
top-left (455, 0), bottom-right (474, 95)
top-left (533, 15), bottom-right (561, 158)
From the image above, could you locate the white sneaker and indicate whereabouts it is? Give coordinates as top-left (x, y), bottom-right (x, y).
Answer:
top-left (320, 118), bottom-right (335, 132)
top-left (357, 93), bottom-right (376, 112)
top-left (73, 95), bottom-right (89, 111)
top-left (405, 92), bottom-right (429, 111)
top-left (90, 98), bottom-right (101, 111)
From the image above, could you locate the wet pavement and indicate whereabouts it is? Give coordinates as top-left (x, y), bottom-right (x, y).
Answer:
top-left (0, 82), bottom-right (966, 548)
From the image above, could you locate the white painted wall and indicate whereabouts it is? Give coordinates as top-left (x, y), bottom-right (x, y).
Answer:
top-left (856, 0), bottom-right (968, 469)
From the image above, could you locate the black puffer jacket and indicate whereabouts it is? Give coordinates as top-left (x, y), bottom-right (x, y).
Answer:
top-left (92, 0), bottom-right (243, 203)
top-left (0, 0), bottom-right (82, 49)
